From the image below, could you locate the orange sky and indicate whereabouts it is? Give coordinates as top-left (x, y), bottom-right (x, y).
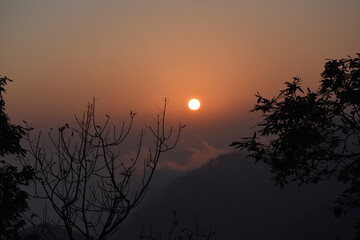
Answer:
top-left (1, 0), bottom-right (360, 171)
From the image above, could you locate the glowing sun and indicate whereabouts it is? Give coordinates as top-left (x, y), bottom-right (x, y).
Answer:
top-left (188, 98), bottom-right (201, 111)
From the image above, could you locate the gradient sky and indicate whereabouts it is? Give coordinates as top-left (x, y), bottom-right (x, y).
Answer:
top-left (1, 0), bottom-right (360, 172)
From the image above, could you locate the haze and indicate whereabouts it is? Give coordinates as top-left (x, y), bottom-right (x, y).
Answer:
top-left (1, 0), bottom-right (360, 191)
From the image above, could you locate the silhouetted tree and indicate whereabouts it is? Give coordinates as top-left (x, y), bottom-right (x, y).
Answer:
top-left (139, 211), bottom-right (215, 240)
top-left (231, 54), bottom-right (360, 239)
top-left (22, 98), bottom-right (184, 240)
top-left (0, 76), bottom-right (34, 240)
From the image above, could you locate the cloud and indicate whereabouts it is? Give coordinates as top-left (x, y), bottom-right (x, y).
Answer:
top-left (158, 141), bottom-right (230, 172)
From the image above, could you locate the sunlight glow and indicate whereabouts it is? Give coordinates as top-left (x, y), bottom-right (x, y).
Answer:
top-left (188, 99), bottom-right (201, 111)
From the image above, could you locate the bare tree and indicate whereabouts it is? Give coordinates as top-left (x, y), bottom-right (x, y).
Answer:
top-left (22, 98), bottom-right (184, 240)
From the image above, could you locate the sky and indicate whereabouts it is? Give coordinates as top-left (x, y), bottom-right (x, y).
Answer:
top-left (1, 0), bottom-right (360, 173)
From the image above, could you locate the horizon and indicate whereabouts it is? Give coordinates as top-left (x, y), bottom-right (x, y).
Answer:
top-left (1, 1), bottom-right (360, 239)
top-left (2, 0), bottom-right (359, 173)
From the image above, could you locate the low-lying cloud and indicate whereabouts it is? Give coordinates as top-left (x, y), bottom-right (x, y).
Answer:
top-left (159, 141), bottom-right (230, 172)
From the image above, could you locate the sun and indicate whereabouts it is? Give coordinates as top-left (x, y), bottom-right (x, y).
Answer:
top-left (188, 98), bottom-right (201, 111)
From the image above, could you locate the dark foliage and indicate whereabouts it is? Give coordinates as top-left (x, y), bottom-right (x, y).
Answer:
top-left (230, 54), bottom-right (360, 238)
top-left (0, 76), bottom-right (26, 157)
top-left (0, 76), bottom-right (34, 239)
top-left (0, 163), bottom-right (34, 239)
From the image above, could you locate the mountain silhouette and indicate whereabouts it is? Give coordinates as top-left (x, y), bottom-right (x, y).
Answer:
top-left (116, 151), bottom-right (357, 239)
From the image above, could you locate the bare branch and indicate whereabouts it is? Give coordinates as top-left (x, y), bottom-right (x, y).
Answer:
top-left (23, 99), bottom-right (183, 240)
